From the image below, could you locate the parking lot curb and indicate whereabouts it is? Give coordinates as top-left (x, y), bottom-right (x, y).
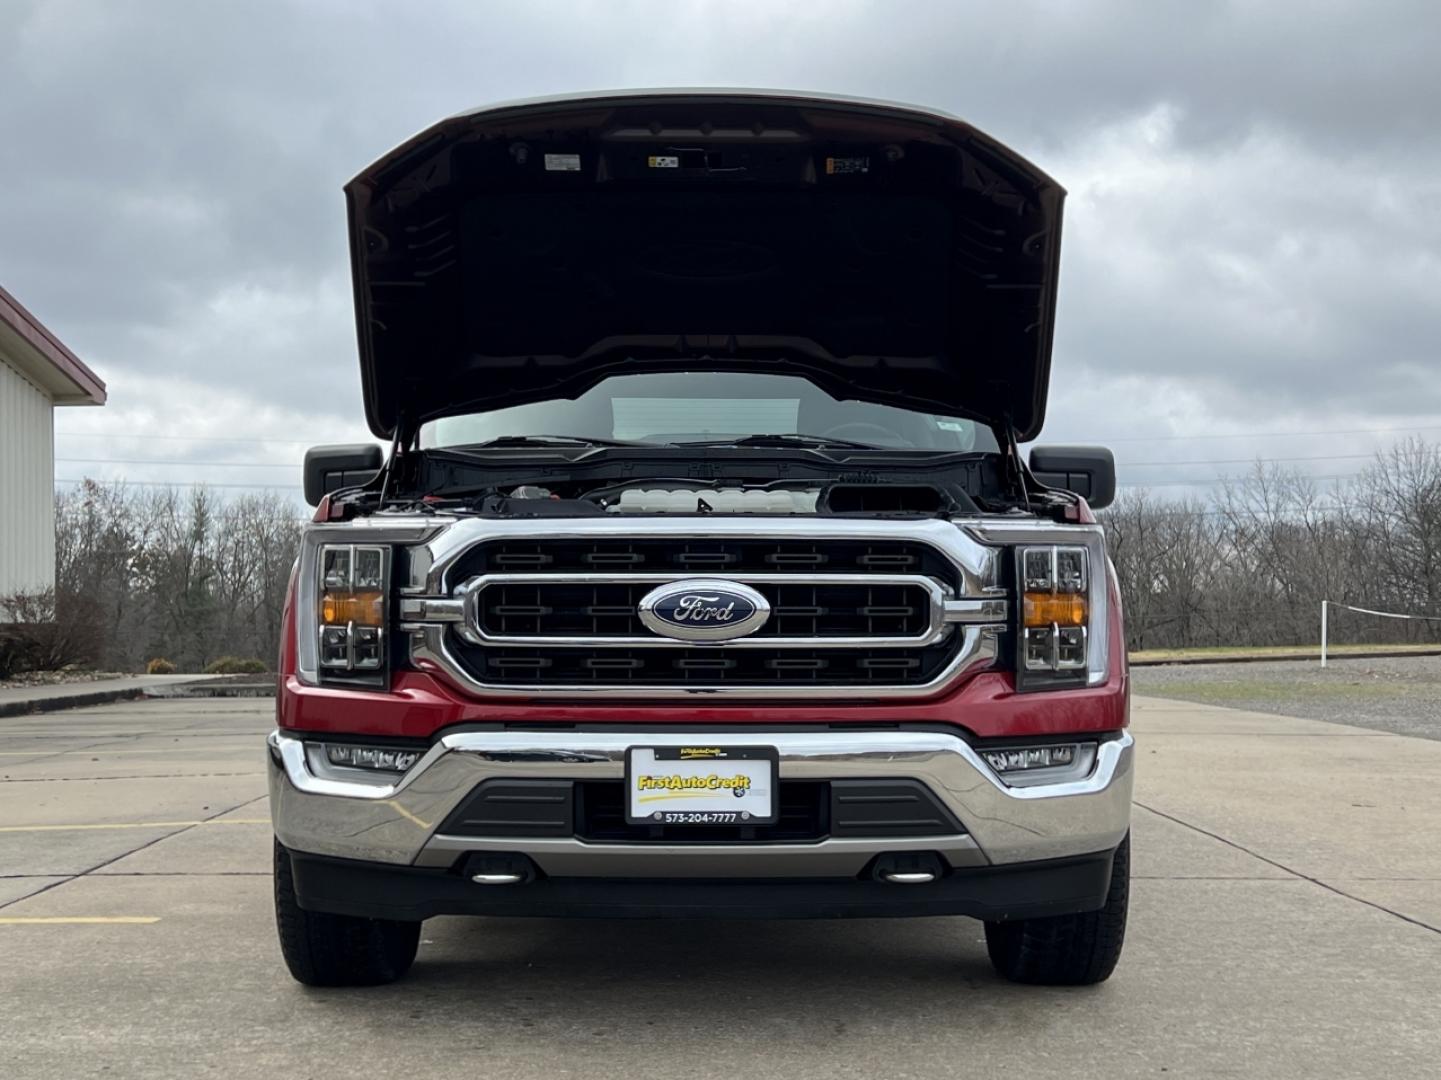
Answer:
top-left (144, 680), bottom-right (277, 700)
top-left (0, 675), bottom-right (275, 717)
top-left (0, 685), bottom-right (153, 718)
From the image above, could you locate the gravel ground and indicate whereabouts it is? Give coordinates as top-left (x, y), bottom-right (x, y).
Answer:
top-left (1132, 654), bottom-right (1441, 740)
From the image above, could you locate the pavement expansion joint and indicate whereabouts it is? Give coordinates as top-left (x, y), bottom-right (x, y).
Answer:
top-left (0, 818), bottom-right (270, 833)
top-left (0, 916), bottom-right (161, 925)
top-left (0, 738), bottom-right (156, 767)
top-left (89, 871), bottom-right (270, 877)
top-left (1, 871), bottom-right (267, 879)
top-left (1, 772), bottom-right (266, 784)
top-left (1135, 801), bottom-right (1441, 936)
top-left (0, 794), bottom-right (271, 913)
top-left (0, 745), bottom-right (265, 756)
top-left (1133, 875), bottom-right (1309, 881)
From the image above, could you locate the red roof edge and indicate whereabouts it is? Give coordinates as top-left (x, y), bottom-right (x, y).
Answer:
top-left (0, 285), bottom-right (107, 405)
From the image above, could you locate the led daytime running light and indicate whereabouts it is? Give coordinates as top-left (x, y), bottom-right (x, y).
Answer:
top-left (325, 744), bottom-right (420, 772)
top-left (984, 744), bottom-right (1077, 773)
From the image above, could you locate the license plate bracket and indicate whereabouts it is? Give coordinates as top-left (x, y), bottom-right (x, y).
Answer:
top-left (624, 746), bottom-right (779, 826)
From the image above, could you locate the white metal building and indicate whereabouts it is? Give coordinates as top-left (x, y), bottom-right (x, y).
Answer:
top-left (0, 286), bottom-right (105, 611)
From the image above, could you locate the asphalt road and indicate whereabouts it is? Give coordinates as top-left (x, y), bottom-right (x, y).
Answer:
top-left (2, 695), bottom-right (1439, 1079)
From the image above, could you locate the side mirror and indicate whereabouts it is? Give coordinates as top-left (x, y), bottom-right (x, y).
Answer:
top-left (303, 444), bottom-right (383, 507)
top-left (1028, 445), bottom-right (1116, 510)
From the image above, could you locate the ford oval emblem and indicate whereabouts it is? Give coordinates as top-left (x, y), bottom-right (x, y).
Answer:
top-left (637, 580), bottom-right (771, 642)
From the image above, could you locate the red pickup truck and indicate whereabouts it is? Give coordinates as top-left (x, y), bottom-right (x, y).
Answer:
top-left (268, 89), bottom-right (1132, 987)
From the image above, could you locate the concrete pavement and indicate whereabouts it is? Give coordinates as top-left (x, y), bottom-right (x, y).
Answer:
top-left (1, 695), bottom-right (1437, 1079)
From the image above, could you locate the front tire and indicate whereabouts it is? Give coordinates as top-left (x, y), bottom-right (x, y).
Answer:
top-left (984, 834), bottom-right (1130, 986)
top-left (273, 838), bottom-right (421, 987)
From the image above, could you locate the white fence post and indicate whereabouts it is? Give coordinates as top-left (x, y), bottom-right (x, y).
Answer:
top-left (1321, 600), bottom-right (1328, 668)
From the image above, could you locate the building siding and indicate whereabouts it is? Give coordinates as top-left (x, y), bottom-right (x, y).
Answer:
top-left (0, 355), bottom-right (55, 602)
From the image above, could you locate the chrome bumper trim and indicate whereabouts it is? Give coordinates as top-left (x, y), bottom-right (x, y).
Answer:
top-left (268, 728), bottom-right (1133, 869)
top-left (413, 834), bottom-right (986, 876)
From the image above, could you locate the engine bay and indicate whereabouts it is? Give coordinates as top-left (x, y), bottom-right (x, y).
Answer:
top-left (314, 436), bottom-right (1086, 524)
top-left (351, 473), bottom-right (1074, 521)
top-left (478, 481), bottom-right (960, 517)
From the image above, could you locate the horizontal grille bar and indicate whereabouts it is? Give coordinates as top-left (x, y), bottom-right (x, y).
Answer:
top-left (451, 537), bottom-right (962, 589)
top-left (468, 575), bottom-right (938, 646)
top-left (460, 642), bottom-right (964, 687)
top-left (455, 572), bottom-right (956, 649)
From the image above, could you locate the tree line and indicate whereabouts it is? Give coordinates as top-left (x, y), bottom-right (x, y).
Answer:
top-left (1101, 437), bottom-right (1441, 651)
top-left (5, 436), bottom-right (1441, 675)
top-left (10, 480), bottom-right (303, 674)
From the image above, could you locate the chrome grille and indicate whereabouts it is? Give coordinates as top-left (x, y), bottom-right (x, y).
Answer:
top-left (399, 520), bottom-right (1009, 698)
top-left (459, 573), bottom-right (945, 648)
top-left (477, 579), bottom-right (929, 638)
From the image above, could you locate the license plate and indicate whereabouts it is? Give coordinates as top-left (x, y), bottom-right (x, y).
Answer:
top-left (625, 746), bottom-right (778, 826)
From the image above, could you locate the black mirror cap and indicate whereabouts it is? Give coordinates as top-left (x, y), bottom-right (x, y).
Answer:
top-left (1028, 445), bottom-right (1116, 511)
top-left (303, 444), bottom-right (383, 507)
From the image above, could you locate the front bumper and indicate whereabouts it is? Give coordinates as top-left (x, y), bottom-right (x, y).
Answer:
top-left (284, 845), bottom-right (1120, 922)
top-left (267, 726), bottom-right (1133, 876)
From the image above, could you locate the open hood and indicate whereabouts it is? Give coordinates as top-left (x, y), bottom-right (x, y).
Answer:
top-left (346, 90), bottom-right (1065, 442)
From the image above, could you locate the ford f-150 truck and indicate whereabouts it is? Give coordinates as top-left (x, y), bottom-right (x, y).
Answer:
top-left (269, 89), bottom-right (1133, 987)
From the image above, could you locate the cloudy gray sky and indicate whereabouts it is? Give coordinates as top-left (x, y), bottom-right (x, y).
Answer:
top-left (4, 0), bottom-right (1440, 501)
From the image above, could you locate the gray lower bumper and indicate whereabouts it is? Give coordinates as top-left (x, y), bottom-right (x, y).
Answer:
top-left (268, 727), bottom-right (1133, 874)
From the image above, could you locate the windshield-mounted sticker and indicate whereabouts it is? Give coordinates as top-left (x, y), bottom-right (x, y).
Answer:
top-left (544, 153), bottom-right (581, 171)
top-left (647, 155), bottom-right (680, 168)
top-left (825, 156), bottom-right (870, 175)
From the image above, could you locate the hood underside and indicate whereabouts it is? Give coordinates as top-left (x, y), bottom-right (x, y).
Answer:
top-left (346, 89), bottom-right (1065, 441)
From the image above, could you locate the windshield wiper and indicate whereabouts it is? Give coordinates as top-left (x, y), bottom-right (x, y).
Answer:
top-left (675, 433), bottom-right (885, 450)
top-left (451, 435), bottom-right (663, 449)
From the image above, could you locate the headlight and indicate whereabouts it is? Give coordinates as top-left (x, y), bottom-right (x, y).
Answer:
top-left (1017, 544), bottom-right (1092, 689)
top-left (316, 543), bottom-right (390, 686)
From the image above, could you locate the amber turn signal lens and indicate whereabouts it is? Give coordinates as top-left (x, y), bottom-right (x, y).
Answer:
top-left (320, 590), bottom-right (384, 626)
top-left (1023, 592), bottom-right (1087, 628)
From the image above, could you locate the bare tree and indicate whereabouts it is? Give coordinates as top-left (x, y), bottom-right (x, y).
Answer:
top-left (1101, 439), bottom-right (1441, 650)
top-left (32, 439), bottom-right (1441, 673)
top-left (49, 481), bottom-right (303, 672)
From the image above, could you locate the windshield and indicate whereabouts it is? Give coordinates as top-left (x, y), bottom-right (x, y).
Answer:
top-left (420, 372), bottom-right (1000, 452)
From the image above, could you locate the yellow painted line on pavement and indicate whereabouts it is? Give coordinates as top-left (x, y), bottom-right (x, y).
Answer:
top-left (0, 819), bottom-right (270, 833)
top-left (0, 917), bottom-right (161, 925)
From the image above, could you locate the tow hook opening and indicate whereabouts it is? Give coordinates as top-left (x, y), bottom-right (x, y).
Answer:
top-left (460, 853), bottom-right (540, 886)
top-left (867, 851), bottom-right (946, 885)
